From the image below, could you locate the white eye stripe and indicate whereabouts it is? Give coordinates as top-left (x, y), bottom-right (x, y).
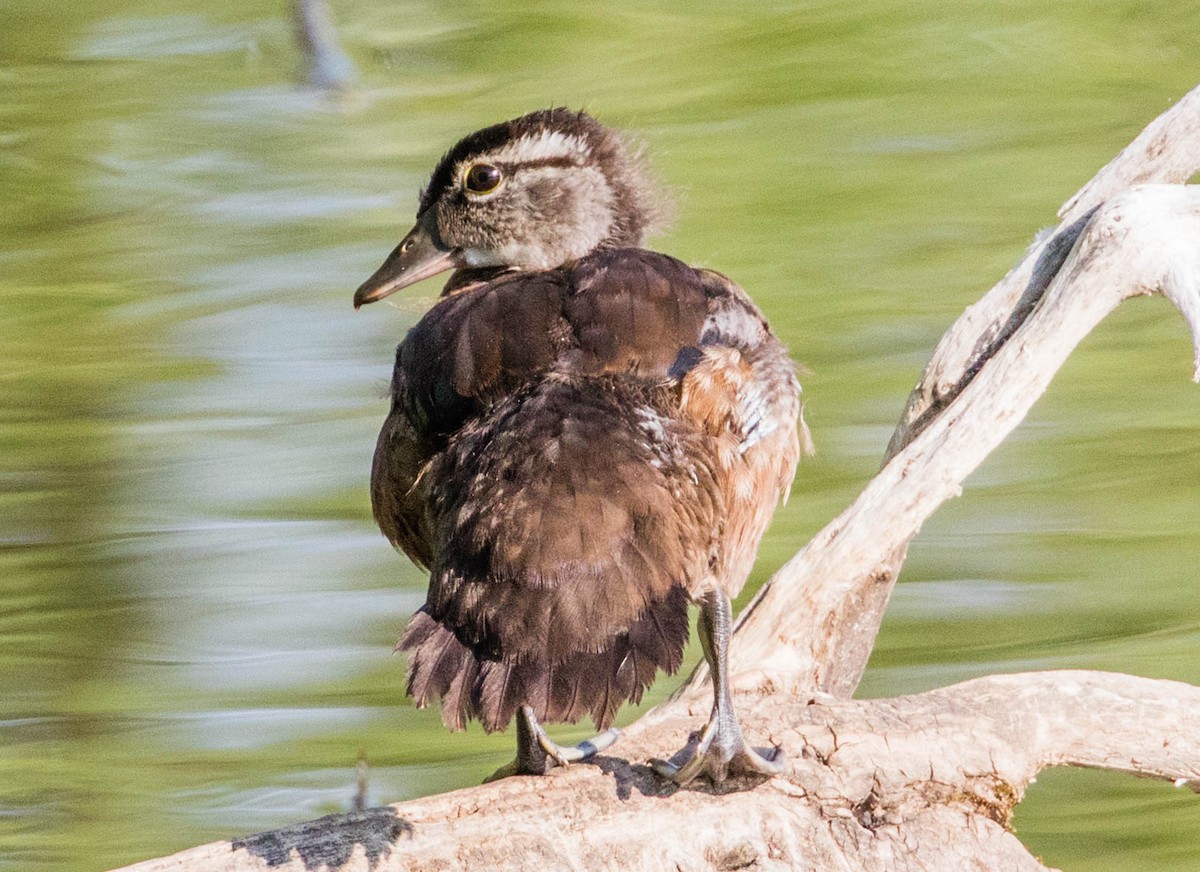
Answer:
top-left (455, 131), bottom-right (589, 199)
top-left (480, 130), bottom-right (590, 166)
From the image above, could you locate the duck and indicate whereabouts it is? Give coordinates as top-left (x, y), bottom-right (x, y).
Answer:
top-left (354, 108), bottom-right (808, 784)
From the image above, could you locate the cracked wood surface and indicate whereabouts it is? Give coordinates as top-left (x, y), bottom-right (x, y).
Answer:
top-left (120, 672), bottom-right (1200, 872)
top-left (112, 84), bottom-right (1200, 871)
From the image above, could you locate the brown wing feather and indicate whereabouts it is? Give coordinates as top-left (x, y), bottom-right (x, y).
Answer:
top-left (370, 272), bottom-right (571, 566)
top-left (566, 251), bottom-right (709, 378)
top-left (371, 385), bottom-right (435, 569)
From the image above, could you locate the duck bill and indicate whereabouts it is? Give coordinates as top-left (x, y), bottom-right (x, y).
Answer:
top-left (353, 221), bottom-right (461, 308)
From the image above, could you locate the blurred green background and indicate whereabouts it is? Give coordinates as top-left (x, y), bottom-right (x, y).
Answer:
top-left (2, 1), bottom-right (1198, 868)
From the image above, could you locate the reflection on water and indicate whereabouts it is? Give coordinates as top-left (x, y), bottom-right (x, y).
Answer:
top-left (2, 1), bottom-right (1198, 869)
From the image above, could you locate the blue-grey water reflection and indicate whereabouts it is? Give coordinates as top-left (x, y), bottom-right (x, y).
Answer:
top-left (2, 1), bottom-right (1198, 869)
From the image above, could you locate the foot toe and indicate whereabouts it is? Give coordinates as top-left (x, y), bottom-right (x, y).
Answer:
top-left (654, 736), bottom-right (785, 785)
top-left (730, 744), bottom-right (786, 777)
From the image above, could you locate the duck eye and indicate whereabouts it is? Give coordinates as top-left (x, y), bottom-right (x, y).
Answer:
top-left (463, 163), bottom-right (502, 195)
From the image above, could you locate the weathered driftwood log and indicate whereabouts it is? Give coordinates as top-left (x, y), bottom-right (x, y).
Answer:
top-left (120, 672), bottom-right (1200, 872)
top-left (115, 83), bottom-right (1200, 872)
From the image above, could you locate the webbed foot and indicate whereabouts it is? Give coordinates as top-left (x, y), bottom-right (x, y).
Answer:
top-left (651, 714), bottom-right (785, 784)
top-left (485, 706), bottom-right (620, 781)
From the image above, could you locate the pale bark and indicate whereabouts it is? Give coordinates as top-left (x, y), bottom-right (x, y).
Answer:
top-left (112, 84), bottom-right (1200, 871)
top-left (119, 672), bottom-right (1200, 872)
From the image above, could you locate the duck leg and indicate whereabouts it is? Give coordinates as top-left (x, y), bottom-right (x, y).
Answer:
top-left (653, 588), bottom-right (786, 784)
top-left (487, 706), bottom-right (622, 780)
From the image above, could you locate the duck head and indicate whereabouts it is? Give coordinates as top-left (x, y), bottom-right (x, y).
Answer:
top-left (354, 108), bottom-right (666, 307)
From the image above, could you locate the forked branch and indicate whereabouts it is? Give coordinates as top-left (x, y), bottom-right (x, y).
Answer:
top-left (725, 83), bottom-right (1200, 700)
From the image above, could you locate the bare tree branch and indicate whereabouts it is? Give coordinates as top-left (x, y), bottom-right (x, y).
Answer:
top-left (895, 83), bottom-right (1200, 455)
top-left (116, 671), bottom-right (1200, 872)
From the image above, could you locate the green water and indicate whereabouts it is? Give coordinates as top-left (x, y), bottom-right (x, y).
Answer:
top-left (2, 1), bottom-right (1198, 868)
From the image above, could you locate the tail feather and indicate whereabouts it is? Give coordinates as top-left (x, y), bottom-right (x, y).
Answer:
top-left (398, 610), bottom-right (470, 718)
top-left (399, 587), bottom-right (691, 733)
top-left (549, 659), bottom-right (591, 725)
top-left (476, 660), bottom-right (525, 733)
top-left (627, 586), bottom-right (689, 678)
top-left (616, 646), bottom-right (654, 706)
top-left (589, 643), bottom-right (628, 729)
top-left (440, 653), bottom-right (479, 731)
top-left (525, 655), bottom-right (588, 728)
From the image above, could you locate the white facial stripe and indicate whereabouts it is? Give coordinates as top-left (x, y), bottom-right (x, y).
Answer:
top-left (477, 130), bottom-right (590, 168)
